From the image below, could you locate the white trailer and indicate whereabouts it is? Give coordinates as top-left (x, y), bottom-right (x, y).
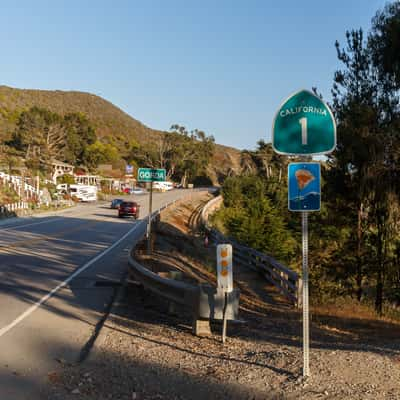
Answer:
top-left (152, 181), bottom-right (174, 192)
top-left (57, 184), bottom-right (97, 202)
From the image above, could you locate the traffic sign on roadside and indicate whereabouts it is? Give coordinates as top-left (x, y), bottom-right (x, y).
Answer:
top-left (137, 168), bottom-right (166, 182)
top-left (125, 165), bottom-right (134, 175)
top-left (216, 243), bottom-right (233, 344)
top-left (272, 89), bottom-right (336, 155)
top-left (288, 163), bottom-right (321, 212)
top-left (216, 244), bottom-right (233, 293)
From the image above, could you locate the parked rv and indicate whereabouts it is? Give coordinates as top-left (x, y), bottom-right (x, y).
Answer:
top-left (152, 181), bottom-right (174, 192)
top-left (57, 184), bottom-right (98, 202)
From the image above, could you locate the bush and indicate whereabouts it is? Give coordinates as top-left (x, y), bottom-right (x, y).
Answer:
top-left (213, 175), bottom-right (296, 265)
top-left (57, 174), bottom-right (75, 184)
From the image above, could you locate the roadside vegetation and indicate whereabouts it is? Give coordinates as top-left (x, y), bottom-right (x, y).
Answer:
top-left (0, 106), bottom-right (215, 187)
top-left (212, 2), bottom-right (400, 316)
top-left (0, 85), bottom-right (230, 185)
top-left (0, 183), bottom-right (19, 204)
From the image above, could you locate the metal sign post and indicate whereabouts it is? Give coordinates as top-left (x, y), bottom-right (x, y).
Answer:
top-left (222, 291), bottom-right (228, 343)
top-left (147, 181), bottom-right (153, 254)
top-left (137, 168), bottom-right (166, 255)
top-left (288, 162), bottom-right (320, 377)
top-left (272, 89), bottom-right (336, 378)
top-left (302, 211), bottom-right (310, 376)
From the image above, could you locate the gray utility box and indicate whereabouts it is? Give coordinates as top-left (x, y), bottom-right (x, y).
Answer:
top-left (194, 284), bottom-right (240, 321)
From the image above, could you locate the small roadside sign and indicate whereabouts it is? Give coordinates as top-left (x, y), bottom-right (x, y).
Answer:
top-left (137, 168), bottom-right (166, 182)
top-left (288, 163), bottom-right (321, 212)
top-left (272, 89), bottom-right (336, 155)
top-left (216, 244), bottom-right (233, 293)
top-left (217, 243), bottom-right (233, 344)
top-left (125, 165), bottom-right (133, 175)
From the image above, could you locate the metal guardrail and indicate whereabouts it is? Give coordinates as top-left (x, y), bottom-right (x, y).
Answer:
top-left (128, 255), bottom-right (198, 306)
top-left (201, 196), bottom-right (302, 307)
top-left (127, 189), bottom-right (210, 307)
top-left (127, 189), bottom-right (240, 331)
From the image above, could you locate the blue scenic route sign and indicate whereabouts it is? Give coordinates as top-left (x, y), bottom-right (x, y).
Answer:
top-left (272, 89), bottom-right (336, 155)
top-left (288, 163), bottom-right (321, 212)
top-left (125, 165), bottom-right (133, 175)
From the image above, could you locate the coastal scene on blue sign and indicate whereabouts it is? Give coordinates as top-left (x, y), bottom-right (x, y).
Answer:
top-left (288, 163), bottom-right (321, 211)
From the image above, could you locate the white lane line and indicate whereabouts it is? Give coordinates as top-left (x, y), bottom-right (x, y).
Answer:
top-left (0, 221), bottom-right (143, 338)
top-left (1, 217), bottom-right (61, 231)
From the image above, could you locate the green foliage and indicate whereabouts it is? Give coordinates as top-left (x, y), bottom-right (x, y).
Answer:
top-left (10, 106), bottom-right (64, 166)
top-left (325, 4), bottom-right (400, 313)
top-left (128, 124), bottom-right (215, 184)
top-left (6, 107), bottom-right (98, 173)
top-left (0, 86), bottom-right (240, 185)
top-left (56, 174), bottom-right (75, 184)
top-left (0, 183), bottom-right (19, 204)
top-left (369, 2), bottom-right (400, 88)
top-left (83, 141), bottom-right (119, 170)
top-left (214, 175), bottom-right (296, 265)
top-left (63, 113), bottom-right (96, 165)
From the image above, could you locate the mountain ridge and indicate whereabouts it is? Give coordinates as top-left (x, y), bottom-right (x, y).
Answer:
top-left (0, 85), bottom-right (242, 182)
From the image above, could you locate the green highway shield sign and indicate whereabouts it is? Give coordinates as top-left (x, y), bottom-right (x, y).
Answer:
top-left (272, 89), bottom-right (336, 155)
top-left (137, 168), bottom-right (166, 182)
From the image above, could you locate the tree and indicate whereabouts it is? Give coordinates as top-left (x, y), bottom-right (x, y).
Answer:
top-left (57, 174), bottom-right (75, 185)
top-left (331, 27), bottom-right (400, 313)
top-left (369, 2), bottom-right (400, 88)
top-left (169, 126), bottom-right (215, 185)
top-left (330, 30), bottom-right (379, 301)
top-left (10, 107), bottom-right (66, 168)
top-left (83, 141), bottom-right (119, 171)
top-left (252, 140), bottom-right (287, 181)
top-left (0, 145), bottom-right (23, 174)
top-left (63, 113), bottom-right (96, 165)
top-left (128, 125), bottom-right (215, 185)
top-left (216, 175), bottom-right (296, 264)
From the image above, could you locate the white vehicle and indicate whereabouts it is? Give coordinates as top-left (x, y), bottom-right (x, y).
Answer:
top-left (57, 184), bottom-right (98, 202)
top-left (152, 181), bottom-right (174, 192)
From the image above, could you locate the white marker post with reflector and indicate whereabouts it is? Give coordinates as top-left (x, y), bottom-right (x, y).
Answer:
top-left (217, 244), bottom-right (233, 343)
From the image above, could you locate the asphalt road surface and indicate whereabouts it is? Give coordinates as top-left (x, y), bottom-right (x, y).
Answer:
top-left (0, 189), bottom-right (196, 399)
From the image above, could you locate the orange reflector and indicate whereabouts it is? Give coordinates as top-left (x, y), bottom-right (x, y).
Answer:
top-left (221, 260), bottom-right (228, 267)
top-left (221, 249), bottom-right (228, 257)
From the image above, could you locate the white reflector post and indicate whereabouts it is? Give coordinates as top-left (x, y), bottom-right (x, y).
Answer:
top-left (217, 244), bottom-right (233, 293)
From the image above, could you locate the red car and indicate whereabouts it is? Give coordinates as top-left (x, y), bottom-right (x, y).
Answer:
top-left (118, 201), bottom-right (140, 219)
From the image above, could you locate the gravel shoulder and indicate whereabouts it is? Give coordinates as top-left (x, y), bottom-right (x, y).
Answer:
top-left (46, 193), bottom-right (400, 400)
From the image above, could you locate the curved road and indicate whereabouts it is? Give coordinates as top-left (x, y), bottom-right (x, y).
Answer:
top-left (0, 189), bottom-right (196, 399)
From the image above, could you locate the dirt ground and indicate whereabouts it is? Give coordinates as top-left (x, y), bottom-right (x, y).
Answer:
top-left (46, 192), bottom-right (400, 400)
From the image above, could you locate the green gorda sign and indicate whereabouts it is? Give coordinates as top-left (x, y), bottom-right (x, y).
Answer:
top-left (137, 168), bottom-right (166, 182)
top-left (272, 90), bottom-right (336, 155)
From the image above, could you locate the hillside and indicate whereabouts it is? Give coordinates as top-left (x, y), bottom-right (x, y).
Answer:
top-left (0, 86), bottom-right (242, 182)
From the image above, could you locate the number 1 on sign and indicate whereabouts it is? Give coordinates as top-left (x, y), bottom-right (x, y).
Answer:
top-left (299, 117), bottom-right (308, 145)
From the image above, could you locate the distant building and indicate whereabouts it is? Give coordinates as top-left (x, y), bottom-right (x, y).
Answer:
top-left (51, 159), bottom-right (74, 184)
top-left (74, 174), bottom-right (101, 186)
top-left (97, 164), bottom-right (113, 173)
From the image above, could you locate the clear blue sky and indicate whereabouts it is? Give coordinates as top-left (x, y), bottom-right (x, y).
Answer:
top-left (0, 0), bottom-right (386, 150)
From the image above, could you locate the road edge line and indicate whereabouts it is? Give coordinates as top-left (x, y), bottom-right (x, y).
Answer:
top-left (0, 221), bottom-right (144, 338)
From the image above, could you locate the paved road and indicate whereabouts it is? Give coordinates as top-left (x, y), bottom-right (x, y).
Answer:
top-left (0, 189), bottom-right (196, 399)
